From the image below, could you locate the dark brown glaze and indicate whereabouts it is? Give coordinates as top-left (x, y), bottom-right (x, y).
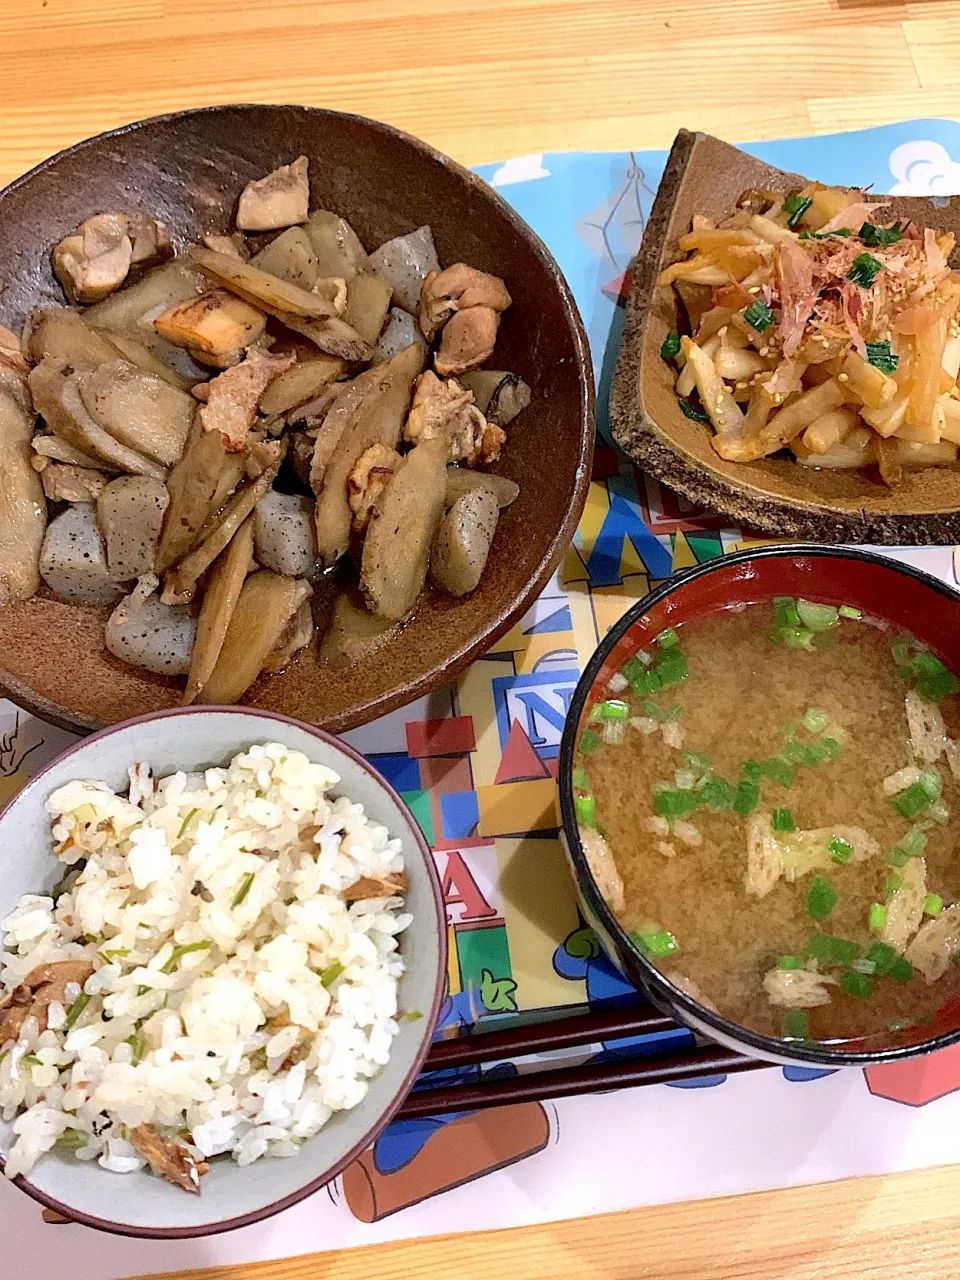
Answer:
top-left (610, 128), bottom-right (960, 543)
top-left (0, 104), bottom-right (594, 734)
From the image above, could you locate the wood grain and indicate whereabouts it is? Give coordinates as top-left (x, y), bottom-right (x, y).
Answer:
top-left (5, 1), bottom-right (960, 1277)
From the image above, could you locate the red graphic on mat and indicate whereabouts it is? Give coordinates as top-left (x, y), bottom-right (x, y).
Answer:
top-left (494, 719), bottom-right (552, 785)
top-left (406, 716), bottom-right (477, 759)
top-left (864, 1042), bottom-right (960, 1106)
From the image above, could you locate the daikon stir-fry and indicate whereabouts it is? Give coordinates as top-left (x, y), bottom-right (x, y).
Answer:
top-left (657, 183), bottom-right (960, 486)
top-left (0, 156), bottom-right (530, 704)
top-left (574, 602), bottom-right (960, 1043)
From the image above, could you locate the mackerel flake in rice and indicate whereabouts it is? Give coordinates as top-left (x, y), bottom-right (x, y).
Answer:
top-left (0, 742), bottom-right (411, 1191)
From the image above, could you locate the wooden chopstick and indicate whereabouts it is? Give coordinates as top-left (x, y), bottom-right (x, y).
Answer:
top-left (396, 1042), bottom-right (765, 1117)
top-left (422, 1002), bottom-right (678, 1070)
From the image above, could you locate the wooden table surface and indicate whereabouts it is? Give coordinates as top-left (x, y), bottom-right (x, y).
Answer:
top-left (4, 0), bottom-right (960, 1277)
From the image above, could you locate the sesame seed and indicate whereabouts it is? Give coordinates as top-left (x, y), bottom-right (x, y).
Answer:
top-left (838, 373), bottom-right (849, 383)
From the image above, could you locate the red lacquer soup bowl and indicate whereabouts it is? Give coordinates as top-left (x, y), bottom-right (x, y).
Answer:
top-left (559, 545), bottom-right (960, 1069)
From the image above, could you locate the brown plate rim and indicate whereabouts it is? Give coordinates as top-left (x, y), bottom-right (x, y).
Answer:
top-left (0, 103), bottom-right (595, 736)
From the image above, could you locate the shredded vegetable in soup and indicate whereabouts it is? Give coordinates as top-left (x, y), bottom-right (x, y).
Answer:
top-left (657, 184), bottom-right (960, 487)
top-left (574, 603), bottom-right (960, 1043)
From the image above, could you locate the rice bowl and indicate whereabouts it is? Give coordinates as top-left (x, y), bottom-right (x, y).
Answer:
top-left (0, 708), bottom-right (444, 1236)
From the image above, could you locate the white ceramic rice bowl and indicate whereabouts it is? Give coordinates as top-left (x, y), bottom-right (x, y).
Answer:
top-left (0, 707), bottom-right (446, 1237)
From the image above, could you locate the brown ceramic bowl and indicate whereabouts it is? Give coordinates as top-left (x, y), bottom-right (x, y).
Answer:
top-left (610, 129), bottom-right (960, 544)
top-left (0, 104), bottom-right (593, 735)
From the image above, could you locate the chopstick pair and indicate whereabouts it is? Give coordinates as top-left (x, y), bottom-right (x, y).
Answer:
top-left (395, 1004), bottom-right (765, 1117)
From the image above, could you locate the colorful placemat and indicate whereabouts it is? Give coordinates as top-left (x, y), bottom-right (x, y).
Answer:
top-left (5, 119), bottom-right (960, 1279)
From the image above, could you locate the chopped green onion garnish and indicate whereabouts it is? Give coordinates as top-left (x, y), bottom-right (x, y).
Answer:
top-left (858, 220), bottom-right (903, 248)
top-left (742, 759), bottom-right (763, 782)
top-left (890, 634), bottom-right (913, 664)
top-left (780, 718), bottom-right (799, 739)
top-left (851, 958), bottom-right (877, 975)
top-left (631, 928), bottom-right (679, 958)
top-left (761, 757), bottom-right (795, 788)
top-left (161, 940), bottom-right (212, 974)
top-left (96, 947), bottom-right (129, 966)
top-left (575, 794), bottom-right (596, 827)
top-left (660, 331), bottom-right (681, 360)
top-left (847, 252), bottom-right (883, 288)
top-left (654, 788), bottom-right (699, 819)
top-left (62, 991), bottom-right (92, 1035)
top-left (773, 808), bottom-right (795, 833)
top-left (777, 955), bottom-right (805, 970)
top-left (928, 799), bottom-right (950, 825)
top-left (231, 871), bottom-right (256, 909)
top-left (21, 1054), bottom-right (41, 1069)
top-left (679, 398), bottom-right (709, 423)
top-left (865, 340), bottom-right (898, 374)
top-left (56, 1128), bottom-right (90, 1151)
top-left (698, 776), bottom-right (737, 812)
top-left (830, 837), bottom-right (855, 865)
top-left (886, 826), bottom-right (927, 867)
top-left (601, 699), bottom-right (629, 720)
top-left (655, 648), bottom-right (688, 688)
top-left (780, 626), bottom-right (817, 652)
top-left (865, 942), bottom-right (898, 975)
top-left (601, 718), bottom-right (626, 745)
top-left (884, 873), bottom-right (903, 900)
top-left (806, 876), bottom-right (838, 921)
top-left (249, 1047), bottom-right (268, 1071)
top-left (803, 708), bottom-right (831, 734)
top-left (839, 605), bottom-right (862, 620)
top-left (656, 627), bottom-right (680, 648)
top-left (869, 903), bottom-right (888, 931)
top-left (683, 750), bottom-right (712, 775)
top-left (782, 193), bottom-right (813, 227)
top-left (402, 1010), bottom-right (424, 1022)
top-left (782, 1009), bottom-right (810, 1040)
top-left (579, 729), bottom-right (600, 755)
top-left (125, 1027), bottom-right (148, 1065)
top-left (917, 769), bottom-right (942, 800)
top-left (321, 961), bottom-right (345, 987)
top-left (743, 300), bottom-right (775, 332)
top-left (887, 1017), bottom-right (912, 1032)
top-left (842, 970), bottom-right (873, 999)
top-left (917, 666), bottom-right (960, 703)
top-left (890, 782), bottom-right (931, 820)
top-left (732, 778), bottom-right (761, 816)
top-left (572, 766), bottom-right (591, 792)
top-left (924, 893), bottom-right (944, 918)
top-left (797, 600), bottom-right (839, 633)
top-left (621, 655), bottom-right (647, 684)
top-left (177, 807), bottom-right (199, 840)
top-left (890, 957), bottom-right (914, 983)
top-left (674, 768), bottom-right (697, 791)
top-left (773, 596), bottom-right (801, 628)
top-left (588, 703), bottom-right (604, 720)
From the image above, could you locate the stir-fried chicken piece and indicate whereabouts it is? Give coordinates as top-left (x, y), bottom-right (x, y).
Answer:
top-left (37, 461), bottom-right (110, 503)
top-left (199, 348), bottom-right (295, 450)
top-left (419, 264), bottom-right (512, 342)
top-left (0, 323), bottom-right (29, 376)
top-left (347, 443), bottom-right (402, 535)
top-left (127, 216), bottom-right (173, 271)
top-left (236, 157), bottom-right (310, 232)
top-left (404, 371), bottom-right (505, 467)
top-left (202, 232), bottom-right (250, 261)
top-left (154, 289), bottom-right (266, 368)
top-left (342, 871), bottom-right (409, 901)
top-left (53, 213), bottom-right (133, 304)
top-left (129, 1124), bottom-right (207, 1195)
top-left (435, 306), bottom-right (501, 377)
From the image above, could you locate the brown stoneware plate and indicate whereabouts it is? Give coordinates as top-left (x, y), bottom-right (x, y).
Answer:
top-left (0, 104), bottom-right (594, 735)
top-left (610, 128), bottom-right (960, 544)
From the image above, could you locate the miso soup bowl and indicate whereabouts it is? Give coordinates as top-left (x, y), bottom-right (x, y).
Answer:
top-left (0, 707), bottom-right (446, 1237)
top-left (559, 545), bottom-right (960, 1070)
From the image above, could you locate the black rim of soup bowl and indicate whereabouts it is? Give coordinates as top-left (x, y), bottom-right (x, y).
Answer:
top-left (558, 543), bottom-right (960, 1069)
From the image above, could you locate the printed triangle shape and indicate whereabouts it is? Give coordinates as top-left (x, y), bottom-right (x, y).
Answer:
top-left (494, 718), bottom-right (551, 784)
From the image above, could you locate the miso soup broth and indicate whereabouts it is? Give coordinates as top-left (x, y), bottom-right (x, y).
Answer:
top-left (573, 597), bottom-right (960, 1044)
